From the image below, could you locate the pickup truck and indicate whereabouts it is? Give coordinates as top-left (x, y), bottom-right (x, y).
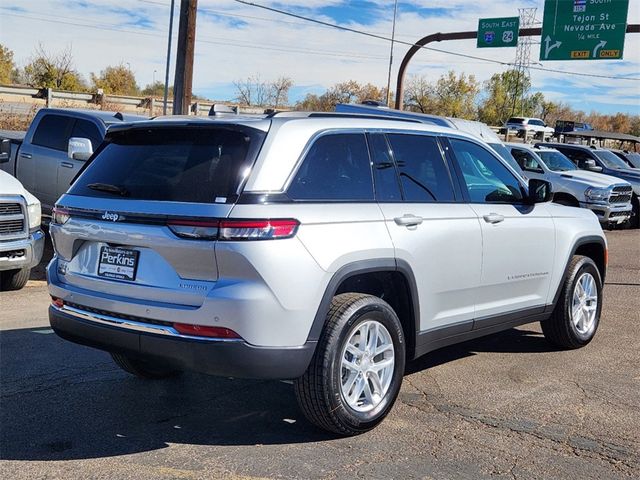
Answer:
top-left (536, 142), bottom-right (640, 228)
top-left (0, 170), bottom-right (44, 290)
top-left (507, 143), bottom-right (633, 227)
top-left (0, 108), bottom-right (146, 215)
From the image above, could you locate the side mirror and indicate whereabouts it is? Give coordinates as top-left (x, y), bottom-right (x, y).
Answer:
top-left (584, 159), bottom-right (603, 172)
top-left (527, 178), bottom-right (553, 204)
top-left (67, 137), bottom-right (93, 161)
top-left (0, 139), bottom-right (10, 163)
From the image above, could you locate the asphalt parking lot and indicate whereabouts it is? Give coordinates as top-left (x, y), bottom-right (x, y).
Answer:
top-left (1, 231), bottom-right (639, 479)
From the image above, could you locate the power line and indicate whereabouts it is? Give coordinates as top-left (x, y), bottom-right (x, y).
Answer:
top-left (233, 0), bottom-right (640, 82)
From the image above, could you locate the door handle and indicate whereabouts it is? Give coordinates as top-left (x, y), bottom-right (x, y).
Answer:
top-left (60, 161), bottom-right (74, 168)
top-left (483, 213), bottom-right (505, 224)
top-left (19, 152), bottom-right (32, 159)
top-left (394, 214), bottom-right (423, 227)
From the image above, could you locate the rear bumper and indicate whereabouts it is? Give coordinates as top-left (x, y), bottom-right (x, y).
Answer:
top-left (0, 230), bottom-right (44, 271)
top-left (49, 304), bottom-right (316, 380)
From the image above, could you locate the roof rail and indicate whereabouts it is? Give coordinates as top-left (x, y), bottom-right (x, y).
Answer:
top-left (266, 111), bottom-right (422, 124)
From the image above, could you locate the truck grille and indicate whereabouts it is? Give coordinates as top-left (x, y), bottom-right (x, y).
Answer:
top-left (609, 186), bottom-right (633, 204)
top-left (0, 201), bottom-right (26, 238)
top-left (0, 203), bottom-right (22, 215)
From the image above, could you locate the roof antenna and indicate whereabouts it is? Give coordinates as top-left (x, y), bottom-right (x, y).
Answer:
top-left (114, 112), bottom-right (125, 121)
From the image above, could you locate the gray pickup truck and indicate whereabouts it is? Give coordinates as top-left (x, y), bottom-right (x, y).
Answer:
top-left (0, 108), bottom-right (146, 215)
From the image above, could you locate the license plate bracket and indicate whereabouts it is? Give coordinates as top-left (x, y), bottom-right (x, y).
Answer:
top-left (98, 246), bottom-right (139, 281)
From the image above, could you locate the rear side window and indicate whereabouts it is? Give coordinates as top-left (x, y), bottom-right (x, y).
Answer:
top-left (288, 133), bottom-right (374, 201)
top-left (32, 114), bottom-right (74, 151)
top-left (368, 133), bottom-right (402, 202)
top-left (71, 119), bottom-right (102, 150)
top-left (386, 134), bottom-right (455, 203)
top-left (69, 126), bottom-right (266, 203)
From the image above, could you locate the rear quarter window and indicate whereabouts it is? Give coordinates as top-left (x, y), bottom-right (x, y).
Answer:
top-left (287, 133), bottom-right (374, 201)
top-left (69, 126), bottom-right (266, 204)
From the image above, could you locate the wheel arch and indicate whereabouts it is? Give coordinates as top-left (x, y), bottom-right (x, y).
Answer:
top-left (550, 235), bottom-right (607, 310)
top-left (553, 191), bottom-right (580, 207)
top-left (306, 259), bottom-right (420, 360)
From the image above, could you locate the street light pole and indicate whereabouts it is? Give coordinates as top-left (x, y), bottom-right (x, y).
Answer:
top-left (385, 0), bottom-right (399, 106)
top-left (163, 0), bottom-right (176, 115)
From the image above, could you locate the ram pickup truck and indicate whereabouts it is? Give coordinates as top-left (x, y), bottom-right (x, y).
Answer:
top-left (0, 170), bottom-right (43, 290)
top-left (0, 108), bottom-right (146, 216)
top-left (536, 142), bottom-right (640, 228)
top-left (508, 143), bottom-right (632, 227)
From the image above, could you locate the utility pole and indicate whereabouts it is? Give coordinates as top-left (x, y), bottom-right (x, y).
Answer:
top-left (163, 0), bottom-right (175, 115)
top-left (173, 0), bottom-right (197, 115)
top-left (385, 0), bottom-right (399, 106)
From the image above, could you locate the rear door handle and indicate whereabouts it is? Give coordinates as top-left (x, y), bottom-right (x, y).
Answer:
top-left (19, 152), bottom-right (32, 159)
top-left (483, 213), bottom-right (505, 224)
top-left (60, 161), bottom-right (74, 168)
top-left (394, 214), bottom-right (423, 227)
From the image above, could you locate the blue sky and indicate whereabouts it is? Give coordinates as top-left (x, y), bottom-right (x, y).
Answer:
top-left (0, 0), bottom-right (639, 115)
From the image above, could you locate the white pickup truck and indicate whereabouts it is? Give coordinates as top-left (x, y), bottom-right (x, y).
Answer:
top-left (0, 170), bottom-right (44, 290)
top-left (0, 108), bottom-right (146, 216)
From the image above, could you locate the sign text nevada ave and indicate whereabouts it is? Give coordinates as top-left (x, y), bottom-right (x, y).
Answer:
top-left (540, 0), bottom-right (630, 61)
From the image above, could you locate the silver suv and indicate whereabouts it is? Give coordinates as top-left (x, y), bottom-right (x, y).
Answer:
top-left (48, 113), bottom-right (607, 435)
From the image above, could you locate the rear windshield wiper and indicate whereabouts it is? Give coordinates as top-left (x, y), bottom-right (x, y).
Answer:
top-left (86, 183), bottom-right (130, 197)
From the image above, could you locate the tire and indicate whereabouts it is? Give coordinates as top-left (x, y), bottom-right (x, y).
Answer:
top-left (541, 255), bottom-right (602, 349)
top-left (111, 352), bottom-right (182, 379)
top-left (0, 267), bottom-right (30, 291)
top-left (630, 195), bottom-right (639, 229)
top-left (294, 293), bottom-right (406, 436)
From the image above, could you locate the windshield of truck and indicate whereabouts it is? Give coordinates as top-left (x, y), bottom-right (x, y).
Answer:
top-left (506, 118), bottom-right (524, 124)
top-left (68, 126), bottom-right (266, 203)
top-left (537, 150), bottom-right (576, 172)
top-left (594, 150), bottom-right (633, 170)
top-left (623, 152), bottom-right (640, 168)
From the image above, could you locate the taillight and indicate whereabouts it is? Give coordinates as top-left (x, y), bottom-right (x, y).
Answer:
top-left (173, 323), bottom-right (241, 339)
top-left (219, 219), bottom-right (299, 240)
top-left (167, 219), bottom-right (219, 240)
top-left (52, 207), bottom-right (70, 225)
top-left (166, 218), bottom-right (299, 241)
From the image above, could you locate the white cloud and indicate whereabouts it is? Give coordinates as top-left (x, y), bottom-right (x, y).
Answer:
top-left (0, 0), bottom-right (638, 113)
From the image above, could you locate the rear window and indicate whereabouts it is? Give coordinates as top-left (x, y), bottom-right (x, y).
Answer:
top-left (69, 126), bottom-right (265, 203)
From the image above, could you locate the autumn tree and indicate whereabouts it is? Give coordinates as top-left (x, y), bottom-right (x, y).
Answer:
top-left (141, 81), bottom-right (173, 98)
top-left (91, 64), bottom-right (139, 95)
top-left (0, 44), bottom-right (16, 84)
top-left (403, 71), bottom-right (479, 119)
top-left (295, 80), bottom-right (386, 112)
top-left (234, 75), bottom-right (295, 108)
top-left (22, 44), bottom-right (86, 91)
top-left (270, 76), bottom-right (294, 109)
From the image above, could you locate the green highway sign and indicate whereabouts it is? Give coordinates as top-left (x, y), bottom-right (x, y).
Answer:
top-left (477, 17), bottom-right (520, 48)
top-left (540, 0), bottom-right (630, 61)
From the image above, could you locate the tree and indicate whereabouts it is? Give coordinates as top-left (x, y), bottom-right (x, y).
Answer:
top-left (404, 71), bottom-right (479, 119)
top-left (91, 64), bottom-right (139, 95)
top-left (234, 74), bottom-right (271, 107)
top-left (0, 44), bottom-right (15, 84)
top-left (141, 81), bottom-right (173, 98)
top-left (22, 44), bottom-right (86, 91)
top-left (270, 76), bottom-right (293, 109)
top-left (478, 70), bottom-right (529, 125)
top-left (295, 80), bottom-right (386, 112)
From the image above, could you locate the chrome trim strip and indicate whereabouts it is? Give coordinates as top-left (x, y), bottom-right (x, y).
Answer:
top-left (54, 304), bottom-right (243, 343)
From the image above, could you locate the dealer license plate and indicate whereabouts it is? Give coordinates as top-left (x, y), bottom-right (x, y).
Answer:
top-left (97, 246), bottom-right (139, 281)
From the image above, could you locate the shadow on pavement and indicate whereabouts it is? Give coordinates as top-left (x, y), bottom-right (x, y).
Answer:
top-left (1, 321), bottom-right (556, 461)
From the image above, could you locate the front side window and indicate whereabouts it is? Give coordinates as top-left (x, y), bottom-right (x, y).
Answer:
top-left (386, 134), bottom-right (455, 203)
top-left (32, 114), bottom-right (74, 151)
top-left (71, 120), bottom-right (102, 151)
top-left (511, 148), bottom-right (543, 172)
top-left (288, 133), bottom-right (374, 201)
top-left (450, 138), bottom-right (524, 204)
